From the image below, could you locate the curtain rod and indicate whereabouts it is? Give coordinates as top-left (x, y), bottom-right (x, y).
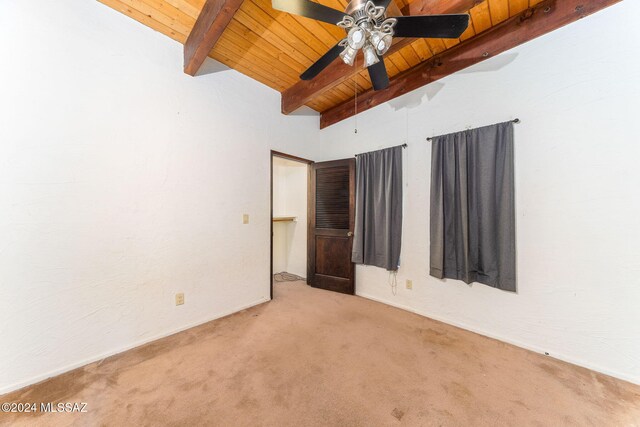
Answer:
top-left (426, 118), bottom-right (520, 141)
top-left (354, 143), bottom-right (407, 157)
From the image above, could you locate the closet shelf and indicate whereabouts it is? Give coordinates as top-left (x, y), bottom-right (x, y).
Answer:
top-left (273, 216), bottom-right (297, 223)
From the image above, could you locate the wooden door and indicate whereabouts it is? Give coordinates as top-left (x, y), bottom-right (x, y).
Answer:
top-left (307, 158), bottom-right (356, 295)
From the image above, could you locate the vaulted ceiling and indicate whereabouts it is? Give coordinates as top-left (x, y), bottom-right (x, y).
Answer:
top-left (99, 0), bottom-right (620, 128)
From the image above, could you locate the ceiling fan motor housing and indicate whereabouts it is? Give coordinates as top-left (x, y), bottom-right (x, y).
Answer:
top-left (345, 0), bottom-right (372, 17)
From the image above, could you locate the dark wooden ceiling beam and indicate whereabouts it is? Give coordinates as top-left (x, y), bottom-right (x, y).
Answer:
top-left (320, 0), bottom-right (622, 129)
top-left (385, 0), bottom-right (404, 18)
top-left (280, 0), bottom-right (482, 114)
top-left (184, 0), bottom-right (245, 76)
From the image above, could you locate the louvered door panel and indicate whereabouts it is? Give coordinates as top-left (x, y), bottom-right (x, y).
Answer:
top-left (316, 166), bottom-right (350, 229)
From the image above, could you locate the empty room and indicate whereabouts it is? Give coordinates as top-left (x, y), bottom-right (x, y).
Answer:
top-left (1, 0), bottom-right (640, 425)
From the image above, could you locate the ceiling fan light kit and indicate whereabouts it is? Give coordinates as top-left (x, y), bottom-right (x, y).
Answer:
top-left (271, 0), bottom-right (471, 91)
top-left (337, 1), bottom-right (396, 67)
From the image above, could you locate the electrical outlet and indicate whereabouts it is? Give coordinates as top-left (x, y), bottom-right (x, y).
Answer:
top-left (406, 279), bottom-right (413, 290)
top-left (175, 293), bottom-right (184, 306)
top-left (243, 214), bottom-right (249, 224)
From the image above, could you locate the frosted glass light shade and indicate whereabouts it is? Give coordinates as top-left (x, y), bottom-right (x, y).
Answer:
top-left (363, 44), bottom-right (379, 67)
top-left (340, 46), bottom-right (357, 66)
top-left (370, 31), bottom-right (392, 55)
top-left (347, 27), bottom-right (366, 50)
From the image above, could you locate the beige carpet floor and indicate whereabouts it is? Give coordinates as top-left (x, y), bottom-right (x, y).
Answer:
top-left (1, 281), bottom-right (639, 426)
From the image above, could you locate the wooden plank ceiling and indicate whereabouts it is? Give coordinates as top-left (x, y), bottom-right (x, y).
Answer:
top-left (99, 0), bottom-right (619, 127)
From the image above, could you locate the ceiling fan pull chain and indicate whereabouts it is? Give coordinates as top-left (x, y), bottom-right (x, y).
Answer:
top-left (354, 54), bottom-right (358, 134)
top-left (405, 108), bottom-right (409, 143)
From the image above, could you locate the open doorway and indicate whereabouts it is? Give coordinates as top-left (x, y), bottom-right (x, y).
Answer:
top-left (270, 151), bottom-right (313, 299)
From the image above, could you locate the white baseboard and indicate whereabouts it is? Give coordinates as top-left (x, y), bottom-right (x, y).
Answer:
top-left (356, 291), bottom-right (640, 386)
top-left (0, 297), bottom-right (269, 396)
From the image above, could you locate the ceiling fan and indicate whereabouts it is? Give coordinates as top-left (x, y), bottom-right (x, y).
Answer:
top-left (272, 0), bottom-right (470, 90)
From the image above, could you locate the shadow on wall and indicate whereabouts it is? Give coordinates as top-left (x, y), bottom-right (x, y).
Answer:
top-left (196, 57), bottom-right (231, 76)
top-left (196, 57), bottom-right (319, 117)
top-left (388, 53), bottom-right (520, 111)
top-left (289, 105), bottom-right (320, 117)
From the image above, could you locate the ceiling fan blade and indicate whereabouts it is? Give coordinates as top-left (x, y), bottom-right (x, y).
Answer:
top-left (272, 0), bottom-right (347, 25)
top-left (393, 14), bottom-right (470, 39)
top-left (368, 57), bottom-right (389, 91)
top-left (301, 42), bottom-right (344, 80)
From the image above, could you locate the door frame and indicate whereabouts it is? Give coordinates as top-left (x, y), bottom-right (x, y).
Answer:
top-left (270, 150), bottom-right (314, 300)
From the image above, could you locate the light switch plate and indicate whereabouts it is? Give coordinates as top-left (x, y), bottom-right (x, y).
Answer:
top-left (243, 214), bottom-right (249, 224)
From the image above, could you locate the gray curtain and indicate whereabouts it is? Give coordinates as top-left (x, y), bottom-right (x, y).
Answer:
top-left (430, 122), bottom-right (516, 292)
top-left (352, 145), bottom-right (403, 271)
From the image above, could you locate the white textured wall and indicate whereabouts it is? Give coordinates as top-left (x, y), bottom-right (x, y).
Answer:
top-left (273, 158), bottom-right (308, 277)
top-left (0, 0), bottom-right (321, 393)
top-left (317, 1), bottom-right (640, 384)
top-left (2, 0), bottom-right (638, 394)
